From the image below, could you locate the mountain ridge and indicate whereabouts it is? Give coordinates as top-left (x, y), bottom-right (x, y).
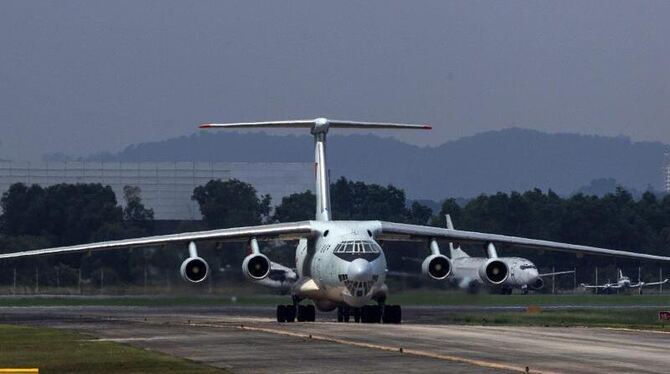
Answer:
top-left (55, 128), bottom-right (668, 200)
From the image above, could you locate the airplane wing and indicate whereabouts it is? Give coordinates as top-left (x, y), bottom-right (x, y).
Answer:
top-left (580, 283), bottom-right (610, 289)
top-left (640, 279), bottom-right (669, 287)
top-left (539, 270), bottom-right (575, 277)
top-left (0, 221), bottom-right (315, 260)
top-left (376, 221), bottom-right (670, 262)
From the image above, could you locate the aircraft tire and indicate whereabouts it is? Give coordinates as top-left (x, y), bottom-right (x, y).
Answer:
top-left (297, 305), bottom-right (307, 322)
top-left (276, 305), bottom-right (286, 323)
top-left (285, 305), bottom-right (296, 322)
top-left (371, 305), bottom-right (381, 323)
top-left (385, 305), bottom-right (402, 324)
top-left (307, 305), bottom-right (316, 321)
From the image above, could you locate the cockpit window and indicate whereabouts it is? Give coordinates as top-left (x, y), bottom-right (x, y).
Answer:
top-left (333, 240), bottom-right (381, 254)
top-left (520, 264), bottom-right (536, 270)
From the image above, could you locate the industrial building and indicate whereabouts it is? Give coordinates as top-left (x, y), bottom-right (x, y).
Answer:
top-left (666, 153), bottom-right (670, 193)
top-left (0, 161), bottom-right (313, 220)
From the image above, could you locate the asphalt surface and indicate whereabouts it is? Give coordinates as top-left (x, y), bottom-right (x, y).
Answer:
top-left (1, 306), bottom-right (669, 374)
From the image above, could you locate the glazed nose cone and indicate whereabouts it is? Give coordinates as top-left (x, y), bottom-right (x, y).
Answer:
top-left (348, 258), bottom-right (372, 282)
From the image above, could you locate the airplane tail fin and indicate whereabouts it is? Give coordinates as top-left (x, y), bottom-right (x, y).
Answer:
top-left (201, 118), bottom-right (430, 222)
top-left (446, 214), bottom-right (470, 259)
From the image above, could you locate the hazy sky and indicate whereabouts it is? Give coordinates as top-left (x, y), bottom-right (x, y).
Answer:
top-left (0, 1), bottom-right (668, 160)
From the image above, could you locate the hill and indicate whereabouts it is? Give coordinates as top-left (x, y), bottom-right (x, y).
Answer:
top-left (78, 128), bottom-right (669, 200)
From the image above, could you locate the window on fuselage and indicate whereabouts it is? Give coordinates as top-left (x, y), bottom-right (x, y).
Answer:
top-left (335, 240), bottom-right (381, 254)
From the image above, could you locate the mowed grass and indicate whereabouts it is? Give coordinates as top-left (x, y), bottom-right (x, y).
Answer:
top-left (442, 309), bottom-right (670, 330)
top-left (389, 290), bottom-right (670, 306)
top-left (0, 324), bottom-right (226, 373)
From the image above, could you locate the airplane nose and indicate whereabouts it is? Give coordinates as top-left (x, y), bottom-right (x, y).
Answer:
top-left (348, 258), bottom-right (373, 282)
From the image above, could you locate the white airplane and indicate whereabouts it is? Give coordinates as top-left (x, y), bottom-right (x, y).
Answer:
top-left (581, 269), bottom-right (668, 294)
top-left (2, 118), bottom-right (670, 324)
top-left (444, 215), bottom-right (575, 294)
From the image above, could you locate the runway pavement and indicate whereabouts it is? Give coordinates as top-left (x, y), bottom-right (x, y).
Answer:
top-left (1, 306), bottom-right (669, 374)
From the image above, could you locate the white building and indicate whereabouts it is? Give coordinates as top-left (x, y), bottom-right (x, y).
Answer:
top-left (666, 154), bottom-right (670, 193)
top-left (0, 161), bottom-right (313, 220)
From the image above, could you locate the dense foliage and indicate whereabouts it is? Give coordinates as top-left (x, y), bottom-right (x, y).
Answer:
top-left (0, 177), bottom-right (668, 291)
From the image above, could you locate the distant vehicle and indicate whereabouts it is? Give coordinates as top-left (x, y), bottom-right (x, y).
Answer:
top-left (444, 215), bottom-right (574, 294)
top-left (2, 118), bottom-right (670, 324)
top-left (581, 270), bottom-right (668, 294)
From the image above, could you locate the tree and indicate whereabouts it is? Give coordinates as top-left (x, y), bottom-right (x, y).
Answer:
top-left (122, 186), bottom-right (154, 234)
top-left (273, 191), bottom-right (316, 222)
top-left (192, 179), bottom-right (271, 229)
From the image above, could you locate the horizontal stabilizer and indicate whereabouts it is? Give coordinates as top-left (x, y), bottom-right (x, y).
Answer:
top-left (200, 118), bottom-right (431, 132)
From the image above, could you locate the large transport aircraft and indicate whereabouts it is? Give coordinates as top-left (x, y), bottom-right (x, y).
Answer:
top-left (2, 118), bottom-right (670, 324)
top-left (581, 269), bottom-right (668, 294)
top-left (443, 215), bottom-right (575, 295)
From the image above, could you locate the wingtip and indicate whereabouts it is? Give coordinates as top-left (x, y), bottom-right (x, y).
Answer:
top-left (422, 125), bottom-right (432, 130)
top-left (199, 124), bottom-right (212, 129)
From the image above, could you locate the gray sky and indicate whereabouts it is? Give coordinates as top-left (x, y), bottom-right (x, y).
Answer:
top-left (0, 0), bottom-right (668, 160)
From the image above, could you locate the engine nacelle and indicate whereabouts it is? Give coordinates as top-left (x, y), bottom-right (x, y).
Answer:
top-left (180, 256), bottom-right (209, 283)
top-left (314, 299), bottom-right (337, 312)
top-left (421, 254), bottom-right (452, 280)
top-left (529, 277), bottom-right (544, 290)
top-left (242, 253), bottom-right (271, 280)
top-left (479, 259), bottom-right (509, 285)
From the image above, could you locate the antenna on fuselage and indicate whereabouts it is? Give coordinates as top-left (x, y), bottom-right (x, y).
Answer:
top-left (200, 118), bottom-right (431, 222)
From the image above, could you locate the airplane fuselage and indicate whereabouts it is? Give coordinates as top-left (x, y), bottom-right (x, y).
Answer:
top-left (290, 221), bottom-right (388, 310)
top-left (451, 256), bottom-right (541, 291)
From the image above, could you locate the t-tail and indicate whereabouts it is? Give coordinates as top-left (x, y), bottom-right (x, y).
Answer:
top-left (200, 118), bottom-right (431, 221)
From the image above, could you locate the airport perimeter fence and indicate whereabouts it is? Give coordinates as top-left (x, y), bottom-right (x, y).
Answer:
top-left (1, 265), bottom-right (668, 296)
top-left (0, 266), bottom-right (268, 296)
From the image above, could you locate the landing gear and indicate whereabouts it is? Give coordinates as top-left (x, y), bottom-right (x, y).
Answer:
top-left (297, 304), bottom-right (316, 322)
top-left (276, 304), bottom-right (296, 323)
top-left (500, 286), bottom-right (513, 295)
top-left (522, 285), bottom-right (529, 295)
top-left (337, 306), bottom-right (351, 322)
top-left (336, 304), bottom-right (401, 324)
top-left (361, 305), bottom-right (382, 323)
top-left (382, 305), bottom-right (402, 324)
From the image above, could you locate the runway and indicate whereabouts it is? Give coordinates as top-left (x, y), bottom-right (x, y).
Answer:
top-left (1, 306), bottom-right (669, 374)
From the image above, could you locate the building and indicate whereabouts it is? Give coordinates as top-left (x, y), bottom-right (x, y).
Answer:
top-left (666, 154), bottom-right (670, 193)
top-left (0, 161), bottom-right (313, 220)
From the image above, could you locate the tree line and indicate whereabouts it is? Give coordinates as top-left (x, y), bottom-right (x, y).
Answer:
top-left (0, 177), bottom-right (668, 291)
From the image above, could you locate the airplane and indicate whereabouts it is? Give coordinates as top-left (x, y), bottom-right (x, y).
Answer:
top-left (443, 215), bottom-right (575, 295)
top-left (581, 269), bottom-right (668, 294)
top-left (2, 118), bottom-right (670, 325)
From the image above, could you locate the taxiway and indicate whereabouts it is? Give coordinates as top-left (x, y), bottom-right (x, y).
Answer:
top-left (1, 306), bottom-right (668, 374)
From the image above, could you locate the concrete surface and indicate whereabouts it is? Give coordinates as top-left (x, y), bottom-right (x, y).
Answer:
top-left (1, 306), bottom-right (669, 374)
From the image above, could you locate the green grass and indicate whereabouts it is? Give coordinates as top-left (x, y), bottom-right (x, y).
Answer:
top-left (0, 324), bottom-right (226, 373)
top-left (0, 294), bottom-right (286, 307)
top-left (441, 309), bottom-right (670, 330)
top-left (388, 290), bottom-right (670, 306)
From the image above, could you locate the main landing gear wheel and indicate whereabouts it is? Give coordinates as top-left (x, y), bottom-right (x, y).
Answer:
top-left (276, 305), bottom-right (297, 323)
top-left (297, 304), bottom-right (316, 322)
top-left (361, 305), bottom-right (382, 323)
top-left (382, 305), bottom-right (402, 324)
top-left (337, 306), bottom-right (351, 323)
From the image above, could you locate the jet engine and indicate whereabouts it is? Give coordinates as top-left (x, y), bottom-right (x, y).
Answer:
top-left (242, 253), bottom-right (271, 280)
top-left (478, 259), bottom-right (509, 285)
top-left (421, 254), bottom-right (452, 280)
top-left (180, 253), bottom-right (209, 284)
top-left (529, 277), bottom-right (544, 290)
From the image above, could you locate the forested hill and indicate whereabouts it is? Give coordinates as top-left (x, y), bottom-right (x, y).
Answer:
top-left (81, 128), bottom-right (669, 200)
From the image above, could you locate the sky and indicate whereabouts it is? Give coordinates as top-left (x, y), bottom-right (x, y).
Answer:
top-left (0, 1), bottom-right (669, 160)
